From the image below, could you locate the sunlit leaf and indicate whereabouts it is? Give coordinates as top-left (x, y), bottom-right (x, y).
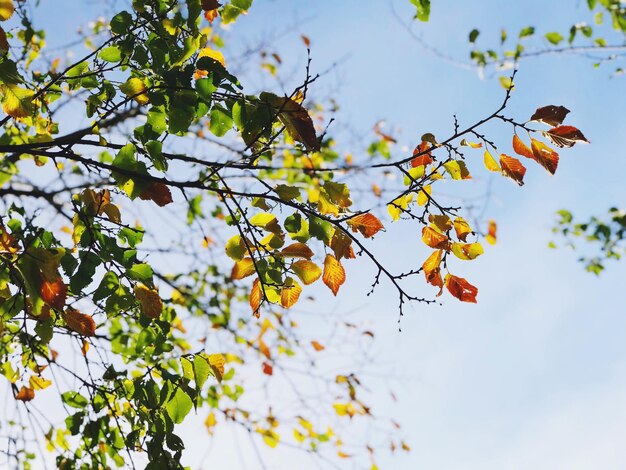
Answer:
top-left (453, 217), bottom-right (472, 242)
top-left (322, 254), bottom-right (345, 296)
top-left (499, 154), bottom-right (526, 185)
top-left (544, 125), bottom-right (589, 148)
top-left (280, 277), bottom-right (302, 308)
top-left (450, 242), bottom-right (484, 260)
top-left (486, 220), bottom-right (497, 245)
top-left (530, 139), bottom-right (559, 175)
top-left (134, 284), bottom-right (163, 319)
top-left (422, 227), bottom-right (449, 249)
top-left (230, 257), bottom-right (256, 280)
top-left (64, 308), bottom-right (96, 336)
top-left (483, 150), bottom-right (501, 172)
top-left (445, 274), bottom-right (478, 303)
top-left (291, 260), bottom-right (322, 285)
top-left (347, 213), bottom-right (385, 238)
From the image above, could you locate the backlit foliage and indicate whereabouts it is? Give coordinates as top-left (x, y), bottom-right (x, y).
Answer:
top-left (0, 1), bottom-right (588, 468)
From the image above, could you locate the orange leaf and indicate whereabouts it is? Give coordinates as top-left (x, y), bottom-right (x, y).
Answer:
top-left (422, 250), bottom-right (443, 289)
top-left (544, 125), bottom-right (589, 148)
top-left (486, 220), bottom-right (497, 245)
top-left (230, 257), bottom-right (256, 280)
top-left (311, 340), bottom-right (325, 351)
top-left (421, 226), bottom-right (449, 250)
top-left (262, 362), bottom-right (273, 375)
top-left (530, 139), bottom-right (559, 175)
top-left (411, 142), bottom-right (433, 168)
top-left (40, 277), bottom-right (67, 310)
top-left (330, 230), bottom-right (355, 260)
top-left (64, 308), bottom-right (96, 336)
top-left (16, 386), bottom-right (35, 402)
top-left (445, 274), bottom-right (478, 303)
top-left (499, 154), bottom-right (526, 186)
top-left (429, 214), bottom-right (452, 232)
top-left (347, 213), bottom-right (385, 238)
top-left (322, 254), bottom-right (346, 296)
top-left (301, 35), bottom-right (311, 47)
top-left (280, 242), bottom-right (314, 259)
top-left (134, 285), bottom-right (163, 319)
top-left (280, 277), bottom-right (302, 309)
top-left (512, 134), bottom-right (534, 160)
top-left (291, 260), bottom-right (322, 285)
top-left (250, 278), bottom-right (262, 317)
top-left (139, 182), bottom-right (173, 207)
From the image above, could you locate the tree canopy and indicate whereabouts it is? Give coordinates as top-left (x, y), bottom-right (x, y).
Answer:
top-left (0, 0), bottom-right (608, 469)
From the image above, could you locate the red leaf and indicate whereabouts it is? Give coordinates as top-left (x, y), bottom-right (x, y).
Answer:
top-left (262, 362), bottom-right (273, 375)
top-left (411, 142), bottom-right (433, 168)
top-left (544, 125), bottom-right (589, 148)
top-left (139, 182), bottom-right (173, 207)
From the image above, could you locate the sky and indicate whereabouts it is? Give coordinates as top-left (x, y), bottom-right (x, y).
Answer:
top-left (18, 0), bottom-right (626, 469)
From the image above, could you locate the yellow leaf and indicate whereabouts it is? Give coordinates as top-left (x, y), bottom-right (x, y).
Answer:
top-left (119, 77), bottom-right (149, 105)
top-left (198, 47), bottom-right (226, 67)
top-left (134, 285), bottom-right (163, 319)
top-left (428, 214), bottom-right (452, 232)
top-left (450, 242), bottom-right (484, 260)
top-left (205, 412), bottom-right (217, 435)
top-left (453, 216), bottom-right (472, 242)
top-left (230, 257), bottom-right (255, 280)
top-left (417, 184), bottom-right (432, 206)
top-left (387, 194), bottom-right (409, 221)
top-left (486, 219), bottom-right (497, 245)
top-left (403, 166), bottom-right (425, 186)
top-left (483, 150), bottom-right (501, 172)
top-left (0, 0), bottom-right (14, 21)
top-left (421, 226), bottom-right (449, 249)
top-left (280, 277), bottom-right (302, 309)
top-left (323, 254), bottom-right (346, 296)
top-left (208, 354), bottom-right (225, 382)
top-left (291, 260), bottom-right (322, 285)
top-left (1, 84), bottom-right (34, 118)
top-left (29, 375), bottom-right (52, 391)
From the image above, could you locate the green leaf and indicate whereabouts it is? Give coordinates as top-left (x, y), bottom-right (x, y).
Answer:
top-left (519, 26), bottom-right (535, 39)
top-left (469, 29), bottom-right (480, 43)
top-left (410, 0), bottom-right (430, 21)
top-left (209, 105), bottom-right (233, 137)
top-left (99, 46), bottom-right (123, 63)
top-left (545, 32), bottom-right (564, 45)
top-left (165, 388), bottom-right (193, 424)
top-left (193, 354), bottom-right (211, 390)
top-left (127, 263), bottom-right (153, 282)
top-left (62, 391), bottom-right (89, 409)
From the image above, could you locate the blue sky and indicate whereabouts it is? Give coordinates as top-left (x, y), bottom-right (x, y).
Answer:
top-left (29, 0), bottom-right (626, 468)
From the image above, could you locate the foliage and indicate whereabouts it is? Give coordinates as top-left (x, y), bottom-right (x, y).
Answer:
top-left (0, 0), bottom-right (589, 468)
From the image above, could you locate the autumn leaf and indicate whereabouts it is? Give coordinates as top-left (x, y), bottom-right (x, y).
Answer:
top-left (139, 182), bottom-right (173, 206)
top-left (417, 185), bottom-right (432, 206)
top-left (322, 254), bottom-right (346, 296)
top-left (40, 277), bottom-right (67, 310)
top-left (544, 125), bottom-right (589, 148)
top-left (262, 362), bottom-right (273, 375)
top-left (330, 230), bottom-right (356, 260)
top-left (0, 225), bottom-right (19, 253)
top-left (0, 27), bottom-right (8, 53)
top-left (453, 217), bottom-right (472, 242)
top-left (1, 84), bottom-right (34, 118)
top-left (134, 284), bottom-right (163, 319)
top-left (422, 250), bottom-right (443, 289)
top-left (499, 154), bottom-right (526, 186)
top-left (15, 386), bottom-right (35, 402)
top-left (483, 150), bottom-right (501, 172)
top-left (280, 242), bottom-right (314, 259)
top-left (411, 142), bottom-right (433, 168)
top-left (486, 220), bottom-right (497, 245)
top-left (421, 226), bottom-right (449, 250)
top-left (29, 375), bottom-right (52, 390)
top-left (198, 47), bottom-right (226, 67)
top-left (280, 277), bottom-right (302, 309)
top-left (291, 260), bottom-right (322, 285)
top-left (512, 134), bottom-right (534, 160)
top-left (0, 0), bottom-right (14, 21)
top-left (120, 77), bottom-right (149, 105)
top-left (445, 274), bottom-right (478, 303)
top-left (208, 353), bottom-right (225, 382)
top-left (230, 257), bottom-right (256, 280)
top-left (301, 34), bottom-right (311, 47)
top-left (311, 340), bottom-right (325, 351)
top-left (250, 278), bottom-right (262, 317)
top-left (460, 139), bottom-right (482, 148)
top-left (64, 308), bottom-right (97, 336)
top-left (260, 92), bottom-right (320, 151)
top-left (429, 214), bottom-right (452, 232)
top-left (530, 139), bottom-right (559, 175)
top-left (450, 242), bottom-right (484, 260)
top-left (201, 0), bottom-right (221, 10)
top-left (530, 105), bottom-right (570, 127)
top-left (347, 213), bottom-right (385, 238)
